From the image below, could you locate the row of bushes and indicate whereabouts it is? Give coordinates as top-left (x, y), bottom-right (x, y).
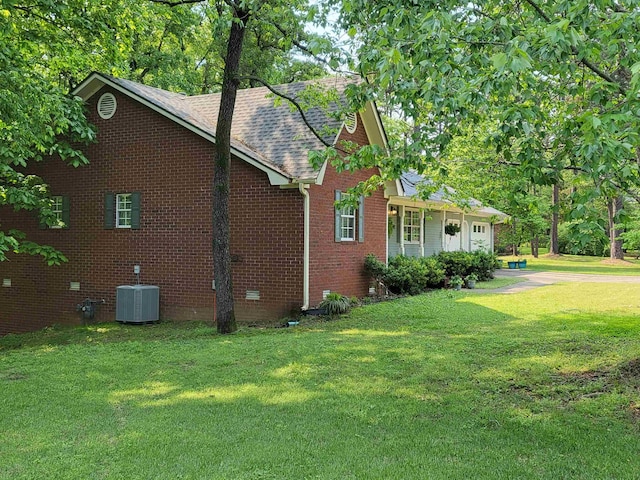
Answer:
top-left (364, 251), bottom-right (500, 295)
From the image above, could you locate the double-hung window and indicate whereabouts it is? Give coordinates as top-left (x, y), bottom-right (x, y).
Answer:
top-left (51, 196), bottom-right (64, 228)
top-left (42, 195), bottom-right (69, 229)
top-left (116, 194), bottom-right (132, 228)
top-left (340, 203), bottom-right (356, 241)
top-left (403, 209), bottom-right (420, 243)
top-left (104, 192), bottom-right (141, 229)
top-left (334, 190), bottom-right (364, 243)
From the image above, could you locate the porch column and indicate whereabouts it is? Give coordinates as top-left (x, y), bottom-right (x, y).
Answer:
top-left (420, 209), bottom-right (425, 257)
top-left (441, 211), bottom-right (446, 251)
top-left (460, 212), bottom-right (465, 251)
top-left (399, 205), bottom-right (405, 255)
top-left (490, 223), bottom-right (494, 253)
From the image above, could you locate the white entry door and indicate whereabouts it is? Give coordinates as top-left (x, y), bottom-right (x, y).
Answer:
top-left (471, 222), bottom-right (491, 251)
top-left (445, 220), bottom-right (461, 251)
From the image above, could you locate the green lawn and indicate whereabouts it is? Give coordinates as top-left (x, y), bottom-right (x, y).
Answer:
top-left (475, 276), bottom-right (525, 289)
top-left (2, 283), bottom-right (640, 479)
top-left (500, 253), bottom-right (640, 275)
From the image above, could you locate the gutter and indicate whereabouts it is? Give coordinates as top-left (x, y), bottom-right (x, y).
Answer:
top-left (298, 183), bottom-right (310, 310)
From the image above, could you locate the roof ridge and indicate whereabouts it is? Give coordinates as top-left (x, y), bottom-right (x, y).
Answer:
top-left (187, 74), bottom-right (358, 100)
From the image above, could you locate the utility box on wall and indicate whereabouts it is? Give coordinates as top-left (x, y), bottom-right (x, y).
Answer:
top-left (116, 285), bottom-right (160, 323)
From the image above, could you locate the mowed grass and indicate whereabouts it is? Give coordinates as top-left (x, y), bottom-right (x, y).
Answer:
top-left (2, 283), bottom-right (640, 479)
top-left (500, 253), bottom-right (640, 275)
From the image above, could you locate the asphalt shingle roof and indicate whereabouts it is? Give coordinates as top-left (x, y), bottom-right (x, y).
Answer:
top-left (103, 74), bottom-right (351, 180)
top-left (400, 171), bottom-right (508, 219)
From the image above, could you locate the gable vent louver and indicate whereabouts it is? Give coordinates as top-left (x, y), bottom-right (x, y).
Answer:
top-left (97, 93), bottom-right (117, 119)
top-left (344, 112), bottom-right (357, 134)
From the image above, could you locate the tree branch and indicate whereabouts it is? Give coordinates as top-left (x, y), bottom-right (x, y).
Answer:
top-left (269, 21), bottom-right (357, 76)
top-left (12, 5), bottom-right (83, 44)
top-left (235, 74), bottom-right (350, 153)
top-left (148, 0), bottom-right (204, 5)
top-left (522, 0), bottom-right (627, 94)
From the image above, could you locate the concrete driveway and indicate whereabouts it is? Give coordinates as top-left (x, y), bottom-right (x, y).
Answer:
top-left (491, 268), bottom-right (640, 294)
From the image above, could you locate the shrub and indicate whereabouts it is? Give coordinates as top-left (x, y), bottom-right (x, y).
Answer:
top-left (363, 253), bottom-right (387, 282)
top-left (319, 293), bottom-right (351, 317)
top-left (469, 250), bottom-right (499, 280)
top-left (435, 251), bottom-right (473, 277)
top-left (435, 250), bottom-right (498, 280)
top-left (558, 221), bottom-right (609, 257)
top-left (383, 255), bottom-right (445, 295)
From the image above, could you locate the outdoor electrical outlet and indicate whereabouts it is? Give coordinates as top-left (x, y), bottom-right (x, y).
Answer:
top-left (134, 265), bottom-right (140, 274)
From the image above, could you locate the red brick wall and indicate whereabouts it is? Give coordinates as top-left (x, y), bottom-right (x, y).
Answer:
top-left (229, 161), bottom-right (303, 323)
top-left (308, 115), bottom-right (387, 306)
top-left (0, 86), bottom-right (303, 335)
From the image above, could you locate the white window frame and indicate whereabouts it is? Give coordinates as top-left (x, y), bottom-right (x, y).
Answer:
top-left (116, 193), bottom-right (132, 228)
top-left (340, 204), bottom-right (356, 241)
top-left (50, 196), bottom-right (63, 229)
top-left (403, 209), bottom-right (421, 243)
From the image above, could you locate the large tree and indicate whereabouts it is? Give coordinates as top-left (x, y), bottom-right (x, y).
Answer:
top-left (333, 1), bottom-right (640, 216)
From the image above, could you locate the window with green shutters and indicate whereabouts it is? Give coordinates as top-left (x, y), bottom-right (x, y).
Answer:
top-left (105, 192), bottom-right (141, 229)
top-left (43, 195), bottom-right (70, 229)
top-left (116, 193), bottom-right (132, 228)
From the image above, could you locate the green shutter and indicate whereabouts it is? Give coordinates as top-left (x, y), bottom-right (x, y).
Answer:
top-left (397, 207), bottom-right (402, 244)
top-left (358, 195), bottom-right (365, 242)
top-left (131, 192), bottom-right (141, 230)
top-left (334, 190), bottom-right (342, 242)
top-left (62, 195), bottom-right (70, 229)
top-left (104, 193), bottom-right (115, 229)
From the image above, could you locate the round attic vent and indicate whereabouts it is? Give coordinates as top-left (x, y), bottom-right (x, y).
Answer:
top-left (344, 112), bottom-right (357, 134)
top-left (97, 93), bottom-right (117, 119)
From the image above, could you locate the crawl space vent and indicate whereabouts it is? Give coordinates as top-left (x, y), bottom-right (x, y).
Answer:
top-left (246, 290), bottom-right (260, 301)
top-left (97, 93), bottom-right (117, 119)
top-left (344, 112), bottom-right (357, 134)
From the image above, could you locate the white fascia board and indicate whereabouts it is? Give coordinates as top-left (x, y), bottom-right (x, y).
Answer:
top-left (74, 73), bottom-right (291, 186)
top-left (362, 101), bottom-right (390, 152)
top-left (313, 160), bottom-right (328, 186)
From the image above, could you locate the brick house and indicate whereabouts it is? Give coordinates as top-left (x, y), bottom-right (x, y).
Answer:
top-left (0, 73), bottom-right (389, 335)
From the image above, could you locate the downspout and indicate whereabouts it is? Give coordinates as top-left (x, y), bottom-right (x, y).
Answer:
top-left (299, 183), bottom-right (310, 310)
top-left (386, 200), bottom-right (390, 265)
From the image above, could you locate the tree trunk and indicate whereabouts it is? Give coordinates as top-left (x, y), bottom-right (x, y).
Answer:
top-left (608, 195), bottom-right (624, 260)
top-left (213, 8), bottom-right (249, 334)
top-left (531, 235), bottom-right (539, 258)
top-left (549, 183), bottom-right (560, 255)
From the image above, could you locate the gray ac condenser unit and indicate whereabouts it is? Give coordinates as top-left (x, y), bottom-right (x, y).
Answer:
top-left (116, 285), bottom-right (159, 323)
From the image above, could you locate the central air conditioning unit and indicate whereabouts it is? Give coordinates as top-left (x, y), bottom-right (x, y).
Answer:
top-left (116, 285), bottom-right (159, 324)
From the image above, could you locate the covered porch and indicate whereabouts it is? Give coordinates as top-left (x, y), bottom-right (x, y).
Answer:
top-left (384, 172), bottom-right (507, 261)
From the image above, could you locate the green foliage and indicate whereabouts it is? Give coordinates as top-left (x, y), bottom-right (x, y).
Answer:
top-left (319, 292), bottom-right (351, 317)
top-left (332, 0), bottom-right (640, 254)
top-left (363, 253), bottom-right (386, 282)
top-left (383, 255), bottom-right (445, 295)
top-left (558, 221), bottom-right (609, 257)
top-left (436, 250), bottom-right (499, 281)
top-left (449, 275), bottom-right (464, 287)
top-left (444, 223), bottom-right (460, 236)
top-left (620, 223), bottom-right (640, 254)
top-left (435, 251), bottom-right (473, 277)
